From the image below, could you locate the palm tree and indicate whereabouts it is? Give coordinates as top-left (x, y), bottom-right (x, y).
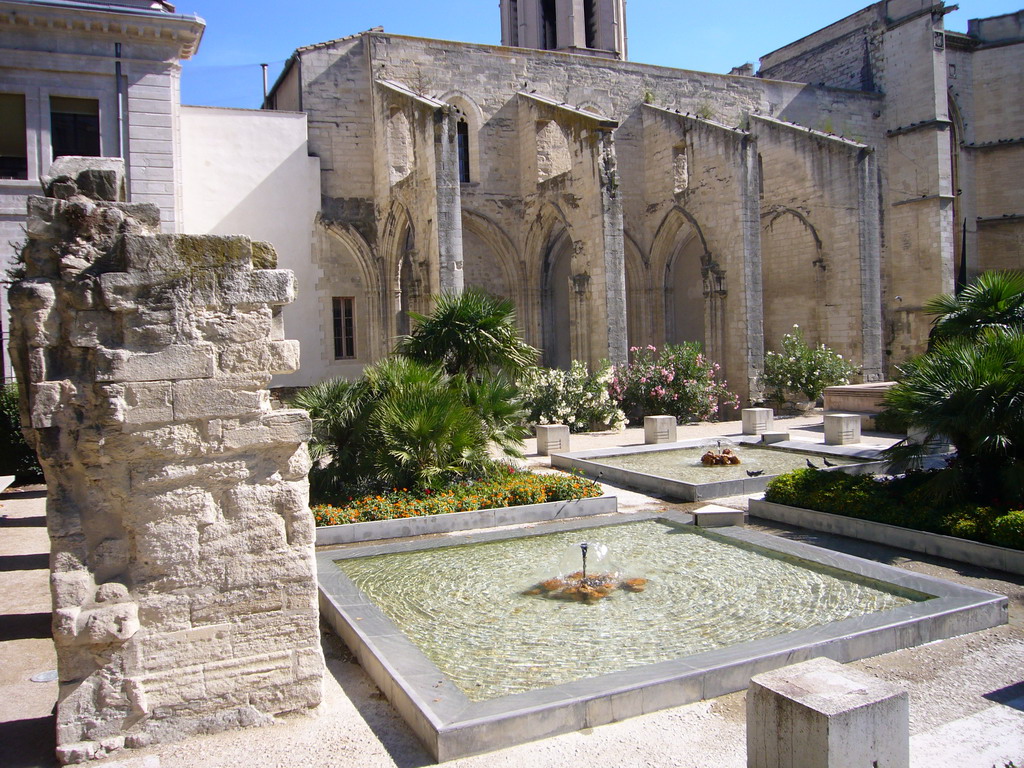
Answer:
top-left (396, 289), bottom-right (538, 380)
top-left (883, 326), bottom-right (1024, 506)
top-left (291, 356), bottom-right (525, 498)
top-left (925, 270), bottom-right (1024, 344)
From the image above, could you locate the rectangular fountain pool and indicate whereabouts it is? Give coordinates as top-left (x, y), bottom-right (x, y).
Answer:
top-left (317, 512), bottom-right (1007, 762)
top-left (551, 437), bottom-right (886, 501)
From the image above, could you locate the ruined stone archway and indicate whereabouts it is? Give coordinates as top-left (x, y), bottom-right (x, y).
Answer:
top-left (541, 225), bottom-right (574, 369)
top-left (760, 206), bottom-right (826, 350)
top-left (318, 219), bottom-right (383, 366)
top-left (460, 209), bottom-right (522, 307)
top-left (622, 231), bottom-right (651, 349)
top-left (652, 207), bottom-right (712, 351)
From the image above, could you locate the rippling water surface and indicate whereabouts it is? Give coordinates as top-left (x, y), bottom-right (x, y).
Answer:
top-left (591, 445), bottom-right (864, 482)
top-left (335, 521), bottom-right (920, 701)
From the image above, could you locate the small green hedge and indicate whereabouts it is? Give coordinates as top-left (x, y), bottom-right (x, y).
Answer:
top-left (313, 465), bottom-right (602, 526)
top-left (0, 382), bottom-right (43, 483)
top-left (764, 468), bottom-right (1024, 551)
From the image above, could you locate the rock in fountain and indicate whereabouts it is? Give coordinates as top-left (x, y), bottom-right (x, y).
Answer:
top-left (701, 446), bottom-right (742, 466)
top-left (524, 541), bottom-right (648, 604)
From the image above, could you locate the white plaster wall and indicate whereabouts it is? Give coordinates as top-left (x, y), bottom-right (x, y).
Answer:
top-left (180, 106), bottom-right (322, 387)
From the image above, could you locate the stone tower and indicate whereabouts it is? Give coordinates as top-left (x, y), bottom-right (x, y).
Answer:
top-left (500, 0), bottom-right (627, 60)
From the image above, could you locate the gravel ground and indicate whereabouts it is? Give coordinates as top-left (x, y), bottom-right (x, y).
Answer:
top-left (2, 416), bottom-right (1022, 768)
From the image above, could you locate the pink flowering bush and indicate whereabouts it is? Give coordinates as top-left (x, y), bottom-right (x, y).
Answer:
top-left (608, 343), bottom-right (738, 424)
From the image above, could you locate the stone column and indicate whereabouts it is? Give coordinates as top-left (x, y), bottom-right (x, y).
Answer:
top-left (435, 108), bottom-right (464, 295)
top-left (9, 159), bottom-right (323, 764)
top-left (600, 129), bottom-right (628, 365)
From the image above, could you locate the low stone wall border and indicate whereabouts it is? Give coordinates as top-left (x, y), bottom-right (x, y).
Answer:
top-left (315, 495), bottom-right (619, 546)
top-left (749, 498), bottom-right (1024, 576)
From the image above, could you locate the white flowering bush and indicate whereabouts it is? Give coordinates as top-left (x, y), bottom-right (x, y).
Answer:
top-left (608, 343), bottom-right (738, 424)
top-left (761, 325), bottom-right (860, 403)
top-left (519, 361), bottom-right (626, 433)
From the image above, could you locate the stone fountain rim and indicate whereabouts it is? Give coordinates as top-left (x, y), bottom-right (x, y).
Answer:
top-left (315, 510), bottom-right (1007, 762)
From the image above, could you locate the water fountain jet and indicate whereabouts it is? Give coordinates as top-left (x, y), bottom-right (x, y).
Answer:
top-left (523, 540), bottom-right (647, 603)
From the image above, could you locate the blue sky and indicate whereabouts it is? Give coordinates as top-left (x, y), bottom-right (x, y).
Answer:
top-left (179, 1), bottom-right (1022, 108)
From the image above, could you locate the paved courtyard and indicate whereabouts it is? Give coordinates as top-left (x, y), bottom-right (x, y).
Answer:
top-left (2, 414), bottom-right (1022, 767)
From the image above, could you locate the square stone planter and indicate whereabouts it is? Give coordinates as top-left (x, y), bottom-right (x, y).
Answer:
top-left (315, 495), bottom-right (619, 546)
top-left (749, 498), bottom-right (1024, 576)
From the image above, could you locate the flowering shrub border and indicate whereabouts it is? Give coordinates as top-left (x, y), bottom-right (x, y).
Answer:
top-left (761, 325), bottom-right (859, 403)
top-left (519, 361), bottom-right (625, 433)
top-left (312, 465), bottom-right (602, 526)
top-left (608, 343), bottom-right (738, 424)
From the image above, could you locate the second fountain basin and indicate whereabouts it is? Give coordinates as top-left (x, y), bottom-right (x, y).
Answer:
top-left (551, 437), bottom-right (886, 501)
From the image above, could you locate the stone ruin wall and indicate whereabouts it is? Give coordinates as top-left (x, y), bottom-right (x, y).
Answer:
top-left (8, 158), bottom-right (324, 763)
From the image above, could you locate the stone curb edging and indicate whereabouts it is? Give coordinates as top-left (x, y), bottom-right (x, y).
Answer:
top-left (315, 495), bottom-right (618, 546)
top-left (749, 498), bottom-right (1024, 576)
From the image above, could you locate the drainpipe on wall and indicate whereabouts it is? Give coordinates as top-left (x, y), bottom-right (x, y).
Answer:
top-left (115, 42), bottom-right (130, 198)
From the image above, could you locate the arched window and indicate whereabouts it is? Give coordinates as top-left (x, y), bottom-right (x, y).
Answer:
top-left (509, 0), bottom-right (520, 46)
top-left (457, 119), bottom-right (470, 183)
top-left (541, 0), bottom-right (557, 49)
top-left (584, 0), bottom-right (597, 49)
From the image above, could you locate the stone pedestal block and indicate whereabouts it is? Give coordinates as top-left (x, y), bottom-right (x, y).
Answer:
top-left (824, 413), bottom-right (862, 445)
top-left (761, 431), bottom-right (790, 444)
top-left (741, 408), bottom-right (774, 435)
top-left (747, 657), bottom-right (909, 768)
top-left (693, 504), bottom-right (745, 527)
top-left (644, 415), bottom-right (677, 444)
top-left (536, 424), bottom-right (570, 455)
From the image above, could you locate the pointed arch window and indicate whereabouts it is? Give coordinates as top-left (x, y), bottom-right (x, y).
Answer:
top-left (457, 118), bottom-right (471, 183)
top-left (509, 0), bottom-right (520, 46)
top-left (584, 0), bottom-right (598, 49)
top-left (541, 0), bottom-right (557, 49)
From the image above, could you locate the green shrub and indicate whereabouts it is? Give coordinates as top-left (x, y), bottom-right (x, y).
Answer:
top-left (0, 381), bottom-right (43, 482)
top-left (312, 465), bottom-right (602, 526)
top-left (765, 467), bottom-right (1024, 550)
top-left (872, 408), bottom-right (908, 434)
top-left (519, 361), bottom-right (625, 433)
top-left (990, 510), bottom-right (1024, 549)
top-left (291, 357), bottom-right (528, 500)
top-left (608, 343), bottom-right (738, 424)
top-left (761, 325), bottom-right (859, 403)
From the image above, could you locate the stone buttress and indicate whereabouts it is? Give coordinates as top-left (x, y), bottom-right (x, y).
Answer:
top-left (7, 158), bottom-right (323, 763)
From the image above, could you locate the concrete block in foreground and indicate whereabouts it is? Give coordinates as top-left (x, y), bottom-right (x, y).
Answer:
top-left (644, 415), bottom-right (677, 444)
top-left (824, 413), bottom-right (861, 445)
top-left (536, 424), bottom-right (570, 455)
top-left (693, 504), bottom-right (745, 527)
top-left (747, 657), bottom-right (908, 768)
top-left (741, 408), bottom-right (773, 435)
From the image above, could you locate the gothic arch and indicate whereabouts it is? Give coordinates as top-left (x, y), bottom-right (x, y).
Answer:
top-left (622, 230), bottom-right (651, 349)
top-left (379, 202), bottom-right (428, 340)
top-left (441, 91), bottom-right (484, 183)
top-left (760, 206), bottom-right (827, 350)
top-left (525, 203), bottom-right (578, 367)
top-left (651, 207), bottom-right (712, 349)
top-left (541, 225), bottom-right (574, 368)
top-left (460, 209), bottom-right (523, 308)
top-left (316, 218), bottom-right (383, 364)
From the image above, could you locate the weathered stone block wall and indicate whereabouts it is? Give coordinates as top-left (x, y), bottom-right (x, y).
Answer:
top-left (753, 117), bottom-right (880, 375)
top-left (283, 30), bottom-right (884, 389)
top-left (8, 160), bottom-right (323, 764)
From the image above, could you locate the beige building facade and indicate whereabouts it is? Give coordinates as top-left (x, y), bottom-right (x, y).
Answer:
top-left (266, 0), bottom-right (1024, 403)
